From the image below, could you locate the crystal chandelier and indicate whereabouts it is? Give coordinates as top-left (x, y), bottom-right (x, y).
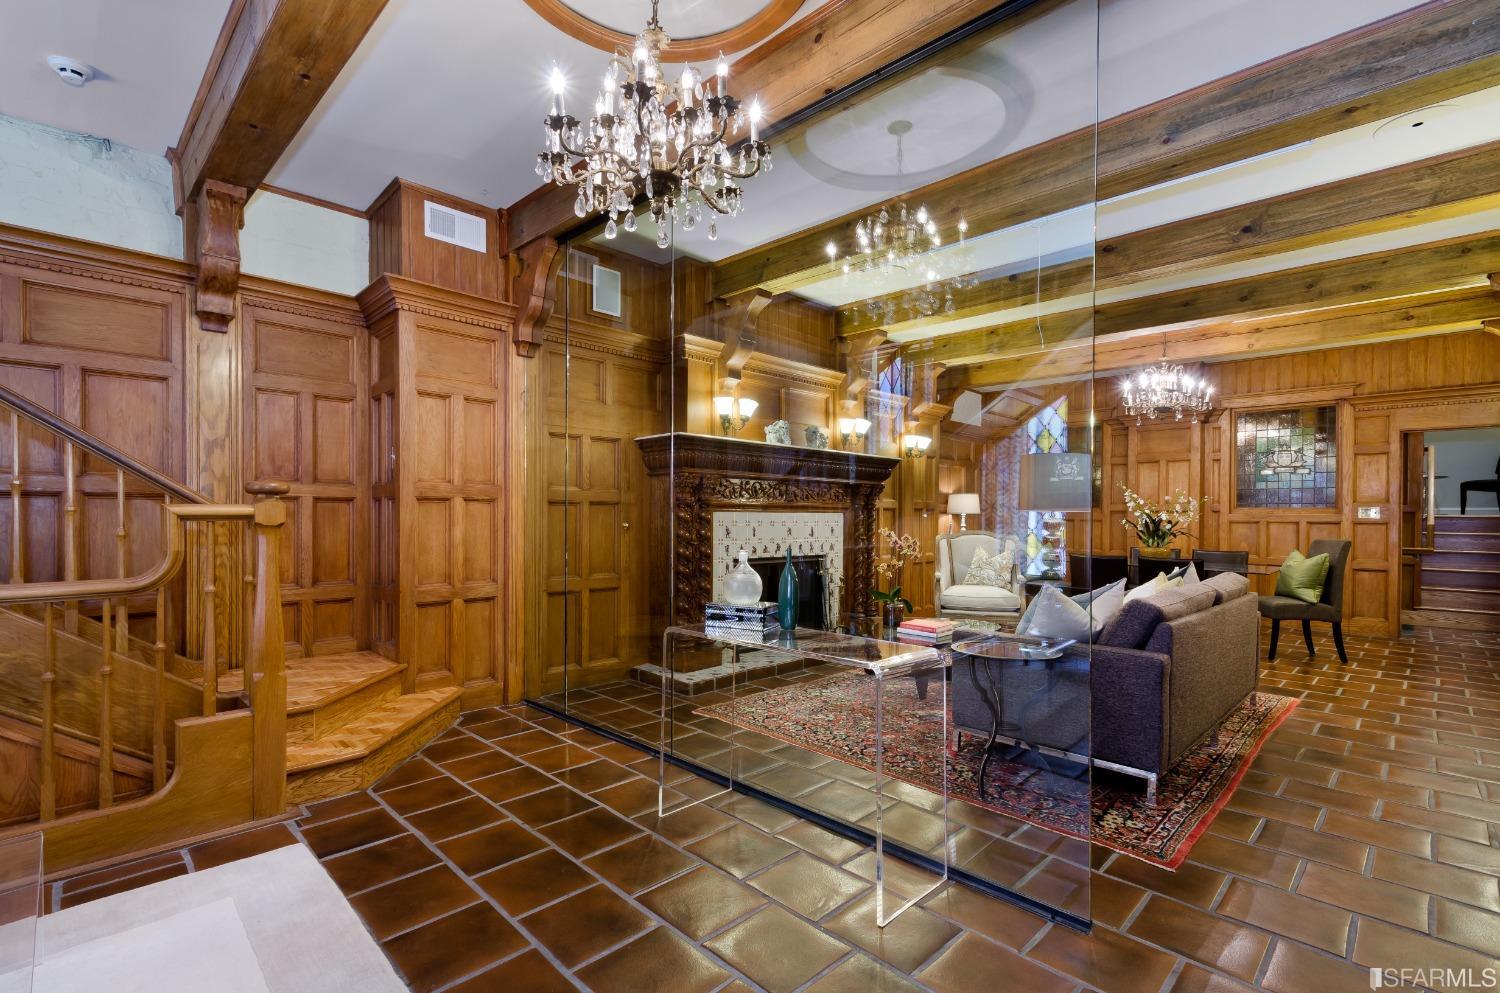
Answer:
top-left (1119, 363), bottom-right (1213, 424)
top-left (535, 0), bottom-right (771, 246)
top-left (824, 122), bottom-right (974, 323)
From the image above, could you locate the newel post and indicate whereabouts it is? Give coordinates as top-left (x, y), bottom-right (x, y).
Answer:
top-left (246, 481), bottom-right (289, 818)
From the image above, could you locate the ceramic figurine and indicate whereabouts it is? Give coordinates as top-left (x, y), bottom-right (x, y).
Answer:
top-left (804, 425), bottom-right (829, 449)
top-left (764, 419), bottom-right (791, 445)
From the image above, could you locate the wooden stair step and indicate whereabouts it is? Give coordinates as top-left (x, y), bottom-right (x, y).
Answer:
top-left (1434, 515), bottom-right (1500, 533)
top-left (285, 686), bottom-right (461, 804)
top-left (219, 651), bottom-right (409, 744)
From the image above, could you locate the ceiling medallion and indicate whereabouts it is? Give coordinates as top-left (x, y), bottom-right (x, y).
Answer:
top-left (1120, 362), bottom-right (1214, 425)
top-left (824, 121), bottom-right (974, 322)
top-left (536, 0), bottom-right (770, 246)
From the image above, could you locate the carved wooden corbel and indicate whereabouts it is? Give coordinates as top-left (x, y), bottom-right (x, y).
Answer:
top-left (192, 180), bottom-right (247, 334)
top-left (716, 288), bottom-right (774, 389)
top-left (510, 237), bottom-right (564, 357)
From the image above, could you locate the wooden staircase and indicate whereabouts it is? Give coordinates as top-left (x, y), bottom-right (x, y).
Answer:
top-left (0, 383), bottom-right (461, 871)
top-left (1411, 515), bottom-right (1500, 631)
top-left (218, 653), bottom-right (460, 804)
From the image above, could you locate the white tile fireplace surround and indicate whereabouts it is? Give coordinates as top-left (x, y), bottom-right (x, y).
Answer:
top-left (711, 511), bottom-right (843, 603)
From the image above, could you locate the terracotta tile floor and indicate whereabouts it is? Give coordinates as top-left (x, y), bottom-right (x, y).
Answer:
top-left (46, 623), bottom-right (1500, 993)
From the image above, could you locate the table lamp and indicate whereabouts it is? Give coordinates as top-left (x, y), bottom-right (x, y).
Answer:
top-left (947, 493), bottom-right (980, 531)
top-left (1018, 453), bottom-right (1093, 580)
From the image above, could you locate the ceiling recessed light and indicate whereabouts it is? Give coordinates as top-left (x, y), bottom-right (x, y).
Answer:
top-left (46, 55), bottom-right (93, 87)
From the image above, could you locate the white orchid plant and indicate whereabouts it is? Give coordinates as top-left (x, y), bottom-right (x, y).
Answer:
top-left (1119, 483), bottom-right (1199, 548)
top-left (872, 528), bottom-right (920, 611)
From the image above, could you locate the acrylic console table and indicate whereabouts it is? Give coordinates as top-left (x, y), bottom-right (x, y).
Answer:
top-left (657, 624), bottom-right (949, 927)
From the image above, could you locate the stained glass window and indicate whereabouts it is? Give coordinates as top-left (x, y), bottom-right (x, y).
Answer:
top-left (877, 356), bottom-right (908, 397)
top-left (1024, 398), bottom-right (1068, 573)
top-left (1235, 406), bottom-right (1337, 509)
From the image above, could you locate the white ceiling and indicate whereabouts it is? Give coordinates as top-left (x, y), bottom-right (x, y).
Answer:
top-left (0, 0), bottom-right (231, 152)
top-left (269, 0), bottom-right (820, 211)
top-left (566, 0), bottom-right (774, 37)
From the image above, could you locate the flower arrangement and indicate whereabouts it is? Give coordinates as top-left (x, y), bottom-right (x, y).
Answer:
top-left (1119, 484), bottom-right (1199, 549)
top-left (871, 528), bottom-right (920, 611)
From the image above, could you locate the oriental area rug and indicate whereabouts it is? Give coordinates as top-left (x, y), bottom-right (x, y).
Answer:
top-left (697, 674), bottom-right (1297, 869)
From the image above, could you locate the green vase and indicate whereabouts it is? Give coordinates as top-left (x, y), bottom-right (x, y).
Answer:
top-left (777, 548), bottom-right (799, 630)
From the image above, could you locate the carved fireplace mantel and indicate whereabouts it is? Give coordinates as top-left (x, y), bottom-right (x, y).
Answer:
top-left (636, 433), bottom-right (900, 623)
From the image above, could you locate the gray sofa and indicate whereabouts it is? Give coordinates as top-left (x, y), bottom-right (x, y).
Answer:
top-left (952, 572), bottom-right (1259, 802)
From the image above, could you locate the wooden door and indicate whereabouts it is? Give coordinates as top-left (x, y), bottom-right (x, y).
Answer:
top-left (1398, 432), bottom-right (1428, 611)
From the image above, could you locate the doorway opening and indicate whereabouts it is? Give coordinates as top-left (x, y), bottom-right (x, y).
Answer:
top-left (1400, 426), bottom-right (1500, 633)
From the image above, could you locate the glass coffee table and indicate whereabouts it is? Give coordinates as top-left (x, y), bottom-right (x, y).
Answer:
top-left (658, 624), bottom-right (947, 926)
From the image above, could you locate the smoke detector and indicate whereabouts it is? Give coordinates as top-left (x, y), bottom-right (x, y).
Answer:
top-left (46, 56), bottom-right (93, 87)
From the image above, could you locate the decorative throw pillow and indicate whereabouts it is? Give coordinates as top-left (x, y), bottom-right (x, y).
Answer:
top-left (1021, 585), bottom-right (1093, 641)
top-left (1123, 572), bottom-right (1167, 604)
top-left (1276, 549), bottom-right (1330, 604)
top-left (1017, 578), bottom-right (1124, 635)
top-left (962, 546), bottom-right (1012, 588)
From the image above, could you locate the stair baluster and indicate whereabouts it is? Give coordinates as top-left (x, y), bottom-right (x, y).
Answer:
top-left (40, 602), bottom-right (57, 820)
top-left (202, 522), bottom-right (218, 717)
top-left (8, 410), bottom-right (21, 583)
top-left (114, 469), bottom-right (129, 654)
top-left (98, 598), bottom-right (115, 808)
top-left (153, 587), bottom-right (169, 790)
top-left (62, 440), bottom-right (79, 633)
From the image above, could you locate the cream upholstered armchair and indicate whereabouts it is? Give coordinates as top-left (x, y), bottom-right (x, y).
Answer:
top-left (934, 531), bottom-right (1026, 622)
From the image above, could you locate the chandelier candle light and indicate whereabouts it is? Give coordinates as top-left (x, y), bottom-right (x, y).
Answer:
top-left (1120, 363), bottom-right (1213, 425)
top-left (536, 0), bottom-right (771, 246)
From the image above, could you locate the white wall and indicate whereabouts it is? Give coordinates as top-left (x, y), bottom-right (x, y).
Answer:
top-left (1428, 428), bottom-right (1500, 515)
top-left (241, 189), bottom-right (370, 297)
top-left (0, 112), bottom-right (181, 257)
top-left (0, 113), bottom-right (371, 296)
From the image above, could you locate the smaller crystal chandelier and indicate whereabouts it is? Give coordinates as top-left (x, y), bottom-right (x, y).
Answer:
top-left (535, 0), bottom-right (771, 246)
top-left (1119, 363), bottom-right (1213, 425)
top-left (825, 121), bottom-right (976, 323)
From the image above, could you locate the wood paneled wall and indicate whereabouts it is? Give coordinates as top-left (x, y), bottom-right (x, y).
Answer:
top-left (241, 293), bottom-right (369, 658)
top-left (360, 276), bottom-right (515, 705)
top-left (533, 246), bottom-right (670, 694)
top-left (1053, 333), bottom-right (1500, 635)
top-left (0, 231), bottom-right (191, 587)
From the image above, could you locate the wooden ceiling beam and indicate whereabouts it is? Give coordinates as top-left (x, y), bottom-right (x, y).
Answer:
top-left (168, 0), bottom-right (390, 212)
top-left (939, 286), bottom-right (1500, 391)
top-left (905, 232), bottom-right (1500, 365)
top-left (1095, 138), bottom-right (1500, 288)
top-left (713, 0), bottom-right (1500, 300)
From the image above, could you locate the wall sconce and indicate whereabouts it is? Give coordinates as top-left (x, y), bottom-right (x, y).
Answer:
top-left (837, 417), bottom-right (871, 448)
top-left (714, 395), bottom-right (758, 435)
top-left (902, 434), bottom-right (932, 458)
top-left (947, 492), bottom-right (980, 531)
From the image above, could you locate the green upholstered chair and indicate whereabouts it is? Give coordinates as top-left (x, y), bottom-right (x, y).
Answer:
top-left (1258, 538), bottom-right (1350, 664)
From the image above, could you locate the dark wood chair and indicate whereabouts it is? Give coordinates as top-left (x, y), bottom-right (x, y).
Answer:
top-left (1258, 538), bottom-right (1351, 664)
top-left (1192, 549), bottom-right (1250, 578)
top-left (1127, 547), bottom-right (1181, 588)
top-left (1068, 552), bottom-right (1127, 592)
top-left (1459, 455), bottom-right (1500, 514)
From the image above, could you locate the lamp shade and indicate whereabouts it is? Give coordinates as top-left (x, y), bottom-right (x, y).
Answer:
top-left (1018, 452), bottom-right (1093, 511)
top-left (946, 493), bottom-right (980, 516)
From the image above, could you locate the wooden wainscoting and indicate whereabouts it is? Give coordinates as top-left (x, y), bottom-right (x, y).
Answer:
top-left (241, 289), bottom-right (370, 659)
top-left (0, 233), bottom-right (190, 586)
top-left (360, 276), bottom-right (515, 707)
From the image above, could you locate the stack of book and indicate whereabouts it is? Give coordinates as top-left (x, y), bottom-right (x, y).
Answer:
top-left (897, 617), bottom-right (955, 645)
top-left (704, 601), bottom-right (779, 638)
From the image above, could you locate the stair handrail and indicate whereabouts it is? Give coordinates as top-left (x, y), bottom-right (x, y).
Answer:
top-left (0, 382), bottom-right (209, 505)
top-left (0, 486), bottom-right (288, 825)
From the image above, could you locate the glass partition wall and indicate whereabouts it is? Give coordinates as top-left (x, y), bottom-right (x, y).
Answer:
top-left (527, 0), bottom-right (1099, 929)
